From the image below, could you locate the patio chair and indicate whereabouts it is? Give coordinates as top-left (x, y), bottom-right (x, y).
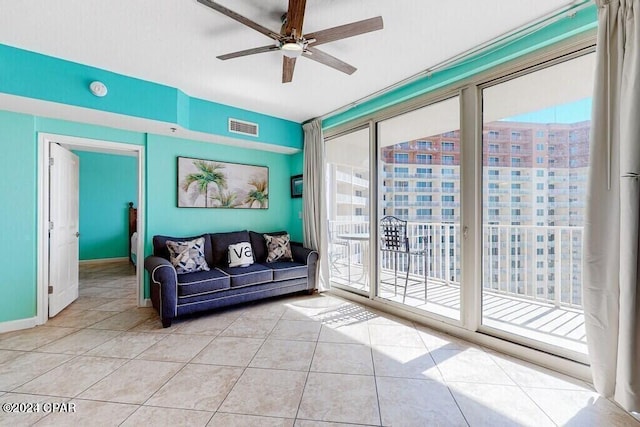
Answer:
top-left (379, 216), bottom-right (427, 302)
top-left (328, 228), bottom-right (350, 279)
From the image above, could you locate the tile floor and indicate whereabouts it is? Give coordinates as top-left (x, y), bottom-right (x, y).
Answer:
top-left (0, 262), bottom-right (638, 426)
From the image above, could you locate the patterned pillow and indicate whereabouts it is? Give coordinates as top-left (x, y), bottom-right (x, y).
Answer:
top-left (228, 242), bottom-right (254, 268)
top-left (166, 237), bottom-right (210, 274)
top-left (264, 233), bottom-right (293, 262)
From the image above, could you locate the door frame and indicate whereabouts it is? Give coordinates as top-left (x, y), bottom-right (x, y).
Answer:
top-left (37, 133), bottom-right (146, 325)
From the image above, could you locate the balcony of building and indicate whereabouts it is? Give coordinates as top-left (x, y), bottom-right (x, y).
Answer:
top-left (328, 221), bottom-right (587, 355)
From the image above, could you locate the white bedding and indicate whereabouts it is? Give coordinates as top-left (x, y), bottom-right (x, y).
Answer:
top-left (130, 231), bottom-right (138, 264)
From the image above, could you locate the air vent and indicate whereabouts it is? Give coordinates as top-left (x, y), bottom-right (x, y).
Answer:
top-left (229, 118), bottom-right (259, 137)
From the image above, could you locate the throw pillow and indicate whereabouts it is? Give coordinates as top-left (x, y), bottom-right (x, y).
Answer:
top-left (228, 242), bottom-right (254, 268)
top-left (264, 233), bottom-right (293, 262)
top-left (166, 237), bottom-right (210, 274)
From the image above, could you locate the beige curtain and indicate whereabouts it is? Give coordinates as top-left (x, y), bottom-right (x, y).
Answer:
top-left (584, 0), bottom-right (640, 413)
top-left (302, 119), bottom-right (330, 291)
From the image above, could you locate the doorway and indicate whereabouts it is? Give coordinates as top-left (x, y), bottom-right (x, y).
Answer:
top-left (37, 133), bottom-right (146, 325)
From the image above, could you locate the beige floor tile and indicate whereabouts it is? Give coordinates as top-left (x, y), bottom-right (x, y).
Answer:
top-left (298, 372), bottom-right (380, 425)
top-left (78, 359), bottom-right (183, 404)
top-left (416, 325), bottom-right (479, 351)
top-left (0, 326), bottom-right (78, 351)
top-left (86, 332), bottom-right (167, 358)
top-left (209, 412), bottom-right (294, 427)
top-left (368, 323), bottom-right (425, 348)
top-left (122, 405), bottom-right (213, 427)
top-left (47, 309), bottom-right (117, 328)
top-left (88, 310), bottom-right (153, 331)
top-left (318, 322), bottom-right (371, 345)
top-left (220, 317), bottom-right (278, 338)
top-left (310, 342), bottom-right (373, 375)
top-left (237, 300), bottom-right (288, 320)
top-left (0, 349), bottom-right (25, 364)
top-left (34, 399), bottom-right (138, 426)
top-left (431, 348), bottom-right (515, 385)
top-left (90, 298), bottom-right (138, 312)
top-left (146, 364), bottom-right (243, 411)
top-left (294, 421), bottom-right (377, 427)
top-left (371, 344), bottom-right (441, 380)
top-left (269, 320), bottom-right (321, 341)
top-left (377, 376), bottom-right (467, 426)
top-left (487, 351), bottom-right (592, 390)
top-left (449, 382), bottom-right (555, 427)
top-left (38, 329), bottom-right (122, 355)
top-left (15, 356), bottom-right (127, 397)
top-left (0, 352), bottom-right (73, 391)
top-left (191, 336), bottom-right (263, 367)
top-left (136, 334), bottom-right (213, 362)
top-left (67, 296), bottom-right (114, 310)
top-left (0, 393), bottom-right (66, 425)
top-left (523, 387), bottom-right (640, 426)
top-left (250, 339), bottom-right (316, 371)
top-left (219, 368), bottom-right (307, 418)
top-left (172, 311), bottom-right (240, 335)
top-left (127, 318), bottom-right (170, 334)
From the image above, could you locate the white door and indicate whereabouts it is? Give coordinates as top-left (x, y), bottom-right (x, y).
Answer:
top-left (49, 143), bottom-right (80, 317)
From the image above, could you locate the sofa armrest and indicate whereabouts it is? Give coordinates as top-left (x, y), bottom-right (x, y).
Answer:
top-left (291, 244), bottom-right (319, 290)
top-left (144, 256), bottom-right (178, 326)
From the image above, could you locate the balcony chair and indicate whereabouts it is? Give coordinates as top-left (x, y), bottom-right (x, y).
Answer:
top-left (379, 216), bottom-right (427, 302)
top-left (328, 227), bottom-right (350, 280)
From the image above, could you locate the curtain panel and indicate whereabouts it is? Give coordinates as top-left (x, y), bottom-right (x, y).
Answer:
top-left (584, 0), bottom-right (640, 413)
top-left (302, 119), bottom-right (330, 292)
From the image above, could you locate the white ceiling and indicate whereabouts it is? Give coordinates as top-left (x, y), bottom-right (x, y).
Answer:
top-left (1, 0), bottom-right (577, 124)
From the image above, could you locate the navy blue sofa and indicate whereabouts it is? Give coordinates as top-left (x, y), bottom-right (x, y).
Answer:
top-left (144, 230), bottom-right (318, 327)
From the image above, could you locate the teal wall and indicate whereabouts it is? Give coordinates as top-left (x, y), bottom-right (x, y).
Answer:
top-left (0, 44), bottom-right (302, 150)
top-left (0, 111), bottom-right (37, 322)
top-left (289, 152), bottom-right (304, 243)
top-left (0, 109), bottom-right (302, 324)
top-left (75, 151), bottom-right (137, 261)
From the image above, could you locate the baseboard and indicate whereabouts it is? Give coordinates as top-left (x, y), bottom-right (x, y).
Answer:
top-left (79, 257), bottom-right (129, 265)
top-left (141, 298), bottom-right (153, 308)
top-left (0, 316), bottom-right (38, 334)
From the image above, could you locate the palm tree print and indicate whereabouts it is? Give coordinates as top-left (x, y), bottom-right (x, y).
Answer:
top-left (245, 177), bottom-right (269, 208)
top-left (211, 190), bottom-right (239, 208)
top-left (181, 160), bottom-right (227, 207)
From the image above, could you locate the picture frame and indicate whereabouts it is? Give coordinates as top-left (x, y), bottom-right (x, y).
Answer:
top-left (290, 174), bottom-right (303, 198)
top-left (177, 156), bottom-right (269, 209)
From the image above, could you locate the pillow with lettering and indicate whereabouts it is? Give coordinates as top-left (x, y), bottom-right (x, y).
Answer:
top-left (228, 242), bottom-right (254, 268)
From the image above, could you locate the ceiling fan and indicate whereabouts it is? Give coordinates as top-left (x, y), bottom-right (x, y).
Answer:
top-left (197, 0), bottom-right (384, 83)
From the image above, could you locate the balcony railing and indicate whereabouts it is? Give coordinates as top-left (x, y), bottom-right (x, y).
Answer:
top-left (328, 220), bottom-right (584, 310)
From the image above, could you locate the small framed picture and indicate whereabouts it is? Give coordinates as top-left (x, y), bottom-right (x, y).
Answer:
top-left (290, 174), bottom-right (303, 198)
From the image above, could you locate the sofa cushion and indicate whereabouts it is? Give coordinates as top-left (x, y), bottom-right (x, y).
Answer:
top-left (264, 233), bottom-right (293, 262)
top-left (228, 242), bottom-right (254, 268)
top-left (210, 230), bottom-right (252, 267)
top-left (218, 263), bottom-right (273, 288)
top-left (176, 268), bottom-right (230, 297)
top-left (262, 261), bottom-right (307, 282)
top-left (249, 230), bottom-right (288, 263)
top-left (166, 237), bottom-right (210, 274)
top-left (153, 234), bottom-right (213, 267)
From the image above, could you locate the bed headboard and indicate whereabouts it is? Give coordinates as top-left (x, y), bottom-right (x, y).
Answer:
top-left (128, 202), bottom-right (137, 263)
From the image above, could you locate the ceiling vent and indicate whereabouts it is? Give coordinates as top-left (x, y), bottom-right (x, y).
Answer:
top-left (229, 118), bottom-right (259, 137)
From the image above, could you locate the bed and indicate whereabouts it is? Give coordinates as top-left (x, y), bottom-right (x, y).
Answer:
top-left (129, 202), bottom-right (138, 265)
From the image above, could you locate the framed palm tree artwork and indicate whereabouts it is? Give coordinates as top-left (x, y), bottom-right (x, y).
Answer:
top-left (177, 157), bottom-right (269, 209)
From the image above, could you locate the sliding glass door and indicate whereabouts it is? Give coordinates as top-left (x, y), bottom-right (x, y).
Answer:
top-left (326, 127), bottom-right (371, 294)
top-left (376, 97), bottom-right (461, 320)
top-left (480, 52), bottom-right (595, 358)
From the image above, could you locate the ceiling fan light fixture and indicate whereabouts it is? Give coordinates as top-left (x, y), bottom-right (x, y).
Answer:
top-left (281, 42), bottom-right (303, 58)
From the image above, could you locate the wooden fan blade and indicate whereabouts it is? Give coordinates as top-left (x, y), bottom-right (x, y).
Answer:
top-left (282, 56), bottom-right (297, 83)
top-left (284, 0), bottom-right (307, 36)
top-left (305, 16), bottom-right (383, 47)
top-left (217, 45), bottom-right (279, 60)
top-left (304, 47), bottom-right (356, 75)
top-left (197, 0), bottom-right (282, 41)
